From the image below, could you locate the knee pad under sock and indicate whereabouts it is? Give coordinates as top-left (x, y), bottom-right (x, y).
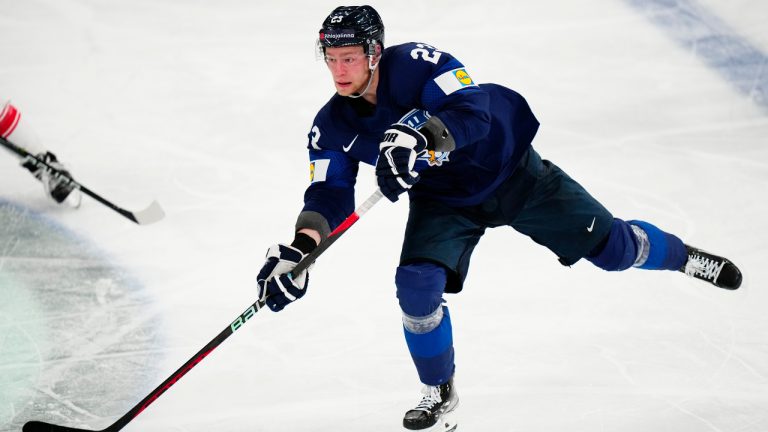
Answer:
top-left (586, 218), bottom-right (638, 271)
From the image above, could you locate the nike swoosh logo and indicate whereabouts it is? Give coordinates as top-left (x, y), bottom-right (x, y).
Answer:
top-left (343, 135), bottom-right (358, 152)
top-left (587, 217), bottom-right (596, 232)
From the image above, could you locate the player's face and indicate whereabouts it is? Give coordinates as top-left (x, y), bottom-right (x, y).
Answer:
top-left (324, 46), bottom-right (371, 96)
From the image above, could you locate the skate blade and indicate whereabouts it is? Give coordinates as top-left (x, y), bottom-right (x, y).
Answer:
top-left (417, 411), bottom-right (458, 432)
top-left (442, 413), bottom-right (458, 432)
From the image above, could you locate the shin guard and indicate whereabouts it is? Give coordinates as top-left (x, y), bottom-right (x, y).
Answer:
top-left (628, 220), bottom-right (687, 270)
top-left (587, 218), bottom-right (687, 272)
top-left (396, 263), bottom-right (455, 385)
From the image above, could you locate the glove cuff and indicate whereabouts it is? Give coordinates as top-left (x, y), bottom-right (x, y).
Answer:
top-left (291, 232), bottom-right (318, 255)
top-left (265, 243), bottom-right (304, 262)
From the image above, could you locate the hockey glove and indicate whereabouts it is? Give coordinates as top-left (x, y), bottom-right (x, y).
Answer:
top-left (257, 243), bottom-right (310, 312)
top-left (375, 123), bottom-right (427, 202)
top-left (21, 151), bottom-right (79, 205)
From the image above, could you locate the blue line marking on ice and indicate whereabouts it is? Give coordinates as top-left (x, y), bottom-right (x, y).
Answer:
top-left (626, 0), bottom-right (768, 110)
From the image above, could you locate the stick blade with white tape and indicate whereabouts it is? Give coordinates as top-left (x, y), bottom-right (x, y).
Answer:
top-left (127, 199), bottom-right (165, 225)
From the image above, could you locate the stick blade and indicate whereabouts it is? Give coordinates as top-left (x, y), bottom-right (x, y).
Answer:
top-left (130, 200), bottom-right (165, 225)
top-left (23, 420), bottom-right (99, 432)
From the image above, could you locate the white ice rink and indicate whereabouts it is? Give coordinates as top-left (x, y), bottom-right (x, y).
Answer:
top-left (1, 0), bottom-right (767, 431)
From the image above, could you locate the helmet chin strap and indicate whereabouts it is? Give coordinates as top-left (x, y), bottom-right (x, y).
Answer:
top-left (348, 56), bottom-right (378, 99)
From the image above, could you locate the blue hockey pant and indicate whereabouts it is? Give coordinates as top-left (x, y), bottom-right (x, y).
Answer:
top-left (395, 149), bottom-right (688, 385)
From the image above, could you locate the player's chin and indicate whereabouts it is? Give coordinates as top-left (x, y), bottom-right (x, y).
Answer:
top-left (335, 82), bottom-right (356, 96)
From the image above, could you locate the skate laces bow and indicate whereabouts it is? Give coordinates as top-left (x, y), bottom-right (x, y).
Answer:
top-left (415, 385), bottom-right (442, 411)
top-left (685, 253), bottom-right (725, 282)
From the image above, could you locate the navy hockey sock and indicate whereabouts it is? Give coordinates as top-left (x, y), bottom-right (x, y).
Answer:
top-left (396, 263), bottom-right (456, 386)
top-left (628, 220), bottom-right (687, 270)
top-left (587, 218), bottom-right (687, 271)
top-left (403, 306), bottom-right (455, 386)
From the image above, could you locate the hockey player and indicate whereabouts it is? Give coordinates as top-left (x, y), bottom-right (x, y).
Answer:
top-left (1, 100), bottom-right (80, 205)
top-left (255, 5), bottom-right (743, 431)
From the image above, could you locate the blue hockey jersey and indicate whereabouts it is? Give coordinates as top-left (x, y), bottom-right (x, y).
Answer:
top-left (302, 42), bottom-right (540, 233)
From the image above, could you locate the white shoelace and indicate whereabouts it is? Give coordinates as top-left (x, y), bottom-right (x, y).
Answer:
top-left (684, 253), bottom-right (725, 283)
top-left (414, 385), bottom-right (443, 411)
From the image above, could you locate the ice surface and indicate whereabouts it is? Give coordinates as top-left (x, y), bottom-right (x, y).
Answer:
top-left (0, 201), bottom-right (164, 430)
top-left (1, 0), bottom-right (766, 431)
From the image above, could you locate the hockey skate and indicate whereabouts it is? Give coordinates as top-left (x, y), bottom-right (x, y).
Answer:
top-left (679, 245), bottom-right (742, 290)
top-left (22, 151), bottom-right (81, 207)
top-left (403, 377), bottom-right (459, 431)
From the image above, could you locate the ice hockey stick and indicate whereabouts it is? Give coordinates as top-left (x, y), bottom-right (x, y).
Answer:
top-left (0, 136), bottom-right (164, 225)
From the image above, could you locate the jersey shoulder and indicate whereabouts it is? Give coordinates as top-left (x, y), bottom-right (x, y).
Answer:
top-left (382, 42), bottom-right (459, 71)
top-left (381, 42), bottom-right (481, 112)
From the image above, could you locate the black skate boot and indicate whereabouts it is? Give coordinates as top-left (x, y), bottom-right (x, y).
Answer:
top-left (679, 245), bottom-right (742, 290)
top-left (22, 151), bottom-right (80, 205)
top-left (403, 377), bottom-right (459, 431)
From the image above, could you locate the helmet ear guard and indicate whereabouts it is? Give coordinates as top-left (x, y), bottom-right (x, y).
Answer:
top-left (363, 38), bottom-right (380, 56)
top-left (367, 42), bottom-right (382, 69)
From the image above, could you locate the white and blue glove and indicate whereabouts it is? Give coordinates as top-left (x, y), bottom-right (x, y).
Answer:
top-left (257, 244), bottom-right (310, 312)
top-left (375, 123), bottom-right (428, 202)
